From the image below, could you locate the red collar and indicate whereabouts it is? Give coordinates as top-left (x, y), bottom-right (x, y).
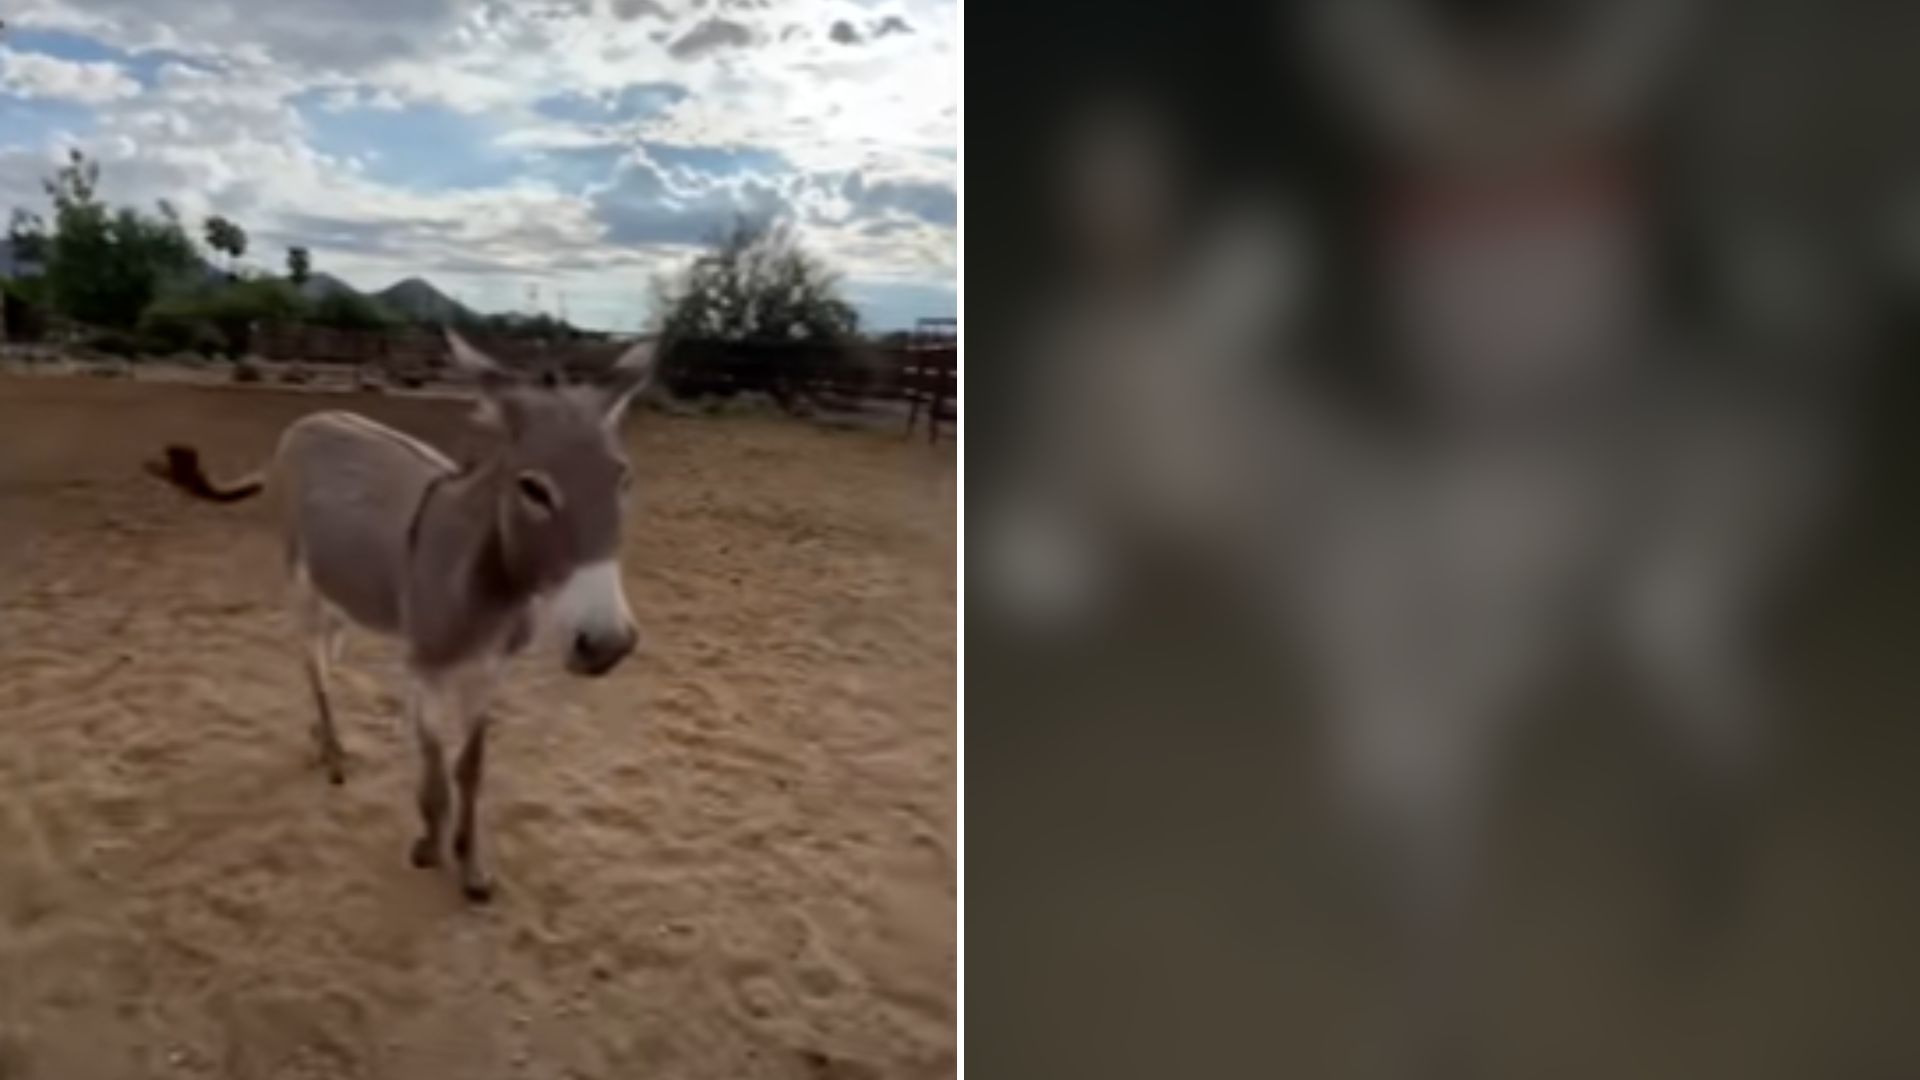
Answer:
top-left (1384, 152), bottom-right (1638, 237)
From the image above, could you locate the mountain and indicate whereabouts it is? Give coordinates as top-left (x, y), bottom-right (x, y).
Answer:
top-left (2, 245), bottom-right (495, 329)
top-left (375, 276), bottom-right (475, 325)
top-left (296, 271), bottom-right (361, 303)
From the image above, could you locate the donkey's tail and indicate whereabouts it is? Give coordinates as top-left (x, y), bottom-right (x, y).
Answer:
top-left (145, 444), bottom-right (265, 504)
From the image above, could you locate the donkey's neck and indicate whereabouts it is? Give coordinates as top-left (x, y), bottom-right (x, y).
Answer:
top-left (402, 459), bottom-right (542, 673)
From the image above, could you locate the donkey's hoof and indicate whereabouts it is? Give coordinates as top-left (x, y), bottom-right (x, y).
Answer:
top-left (326, 766), bottom-right (345, 786)
top-left (409, 837), bottom-right (440, 868)
top-left (462, 877), bottom-right (495, 904)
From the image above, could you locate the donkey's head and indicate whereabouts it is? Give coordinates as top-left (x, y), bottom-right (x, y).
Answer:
top-left (446, 329), bottom-right (654, 676)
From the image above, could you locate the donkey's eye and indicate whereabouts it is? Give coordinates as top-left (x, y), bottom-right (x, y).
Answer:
top-left (516, 471), bottom-right (560, 512)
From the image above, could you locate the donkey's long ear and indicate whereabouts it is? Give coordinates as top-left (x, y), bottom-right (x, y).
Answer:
top-left (445, 329), bottom-right (512, 388)
top-left (600, 339), bottom-right (658, 429)
top-left (446, 329), bottom-right (519, 430)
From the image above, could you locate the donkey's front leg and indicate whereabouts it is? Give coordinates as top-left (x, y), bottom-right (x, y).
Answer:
top-left (452, 716), bottom-right (493, 902)
top-left (406, 682), bottom-right (450, 868)
top-left (446, 666), bottom-right (500, 901)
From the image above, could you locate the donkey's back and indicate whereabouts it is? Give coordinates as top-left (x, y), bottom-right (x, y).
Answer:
top-left (275, 411), bottom-right (455, 636)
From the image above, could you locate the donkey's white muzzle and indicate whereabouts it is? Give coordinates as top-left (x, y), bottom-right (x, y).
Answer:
top-left (549, 559), bottom-right (639, 676)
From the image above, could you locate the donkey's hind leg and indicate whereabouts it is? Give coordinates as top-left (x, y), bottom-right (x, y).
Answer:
top-left (293, 567), bottom-right (348, 784)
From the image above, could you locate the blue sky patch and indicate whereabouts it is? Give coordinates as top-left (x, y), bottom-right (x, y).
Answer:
top-left (297, 97), bottom-right (520, 190)
top-left (0, 93), bottom-right (95, 150)
top-left (526, 144), bottom-right (630, 193)
top-left (533, 81), bottom-right (688, 124)
top-left (4, 28), bottom-right (204, 87)
top-left (522, 143), bottom-right (633, 193)
top-left (594, 161), bottom-right (787, 247)
top-left (846, 280), bottom-right (957, 331)
top-left (844, 173), bottom-right (955, 227)
top-left (644, 142), bottom-right (786, 177)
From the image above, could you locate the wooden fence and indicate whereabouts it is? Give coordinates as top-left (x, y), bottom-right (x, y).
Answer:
top-left (246, 325), bottom-right (960, 438)
top-left (900, 342), bottom-right (958, 442)
top-left (659, 340), bottom-right (888, 403)
top-left (252, 325), bottom-right (642, 381)
top-left (661, 339), bottom-right (957, 434)
top-left (253, 324), bottom-right (448, 374)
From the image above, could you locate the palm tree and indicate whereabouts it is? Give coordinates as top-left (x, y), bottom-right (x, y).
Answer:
top-left (204, 215), bottom-right (248, 278)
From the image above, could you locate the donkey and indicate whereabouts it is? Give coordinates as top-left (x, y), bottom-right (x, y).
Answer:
top-left (148, 330), bottom-right (653, 900)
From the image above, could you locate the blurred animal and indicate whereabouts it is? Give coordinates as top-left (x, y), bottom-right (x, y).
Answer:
top-left (993, 0), bottom-right (1850, 978)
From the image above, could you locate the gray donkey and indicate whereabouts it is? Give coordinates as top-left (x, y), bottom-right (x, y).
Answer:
top-left (149, 330), bottom-right (652, 900)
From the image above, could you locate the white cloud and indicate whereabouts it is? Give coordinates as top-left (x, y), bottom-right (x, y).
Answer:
top-left (0, 0), bottom-right (955, 328)
top-left (6, 0), bottom-right (470, 75)
top-left (668, 17), bottom-right (755, 60)
top-left (0, 47), bottom-right (140, 104)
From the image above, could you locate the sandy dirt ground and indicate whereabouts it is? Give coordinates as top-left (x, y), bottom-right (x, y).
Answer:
top-left (0, 374), bottom-right (956, 1079)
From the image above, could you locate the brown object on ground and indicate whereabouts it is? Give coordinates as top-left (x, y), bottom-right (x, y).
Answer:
top-left (0, 375), bottom-right (957, 1079)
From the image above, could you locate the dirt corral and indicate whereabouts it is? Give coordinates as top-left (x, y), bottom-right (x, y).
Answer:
top-left (0, 374), bottom-right (956, 1079)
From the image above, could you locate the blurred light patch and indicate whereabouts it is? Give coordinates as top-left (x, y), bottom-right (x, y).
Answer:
top-left (972, 1), bottom-right (1920, 1076)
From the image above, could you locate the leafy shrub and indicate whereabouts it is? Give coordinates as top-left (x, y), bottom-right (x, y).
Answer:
top-left (37, 151), bottom-right (198, 329)
top-left (214, 278), bottom-right (306, 323)
top-left (79, 329), bottom-right (143, 358)
top-left (309, 289), bottom-right (396, 330)
top-left (142, 278), bottom-right (306, 356)
top-left (649, 217), bottom-right (858, 345)
top-left (137, 306), bottom-right (229, 356)
top-left (2, 275), bottom-right (48, 308)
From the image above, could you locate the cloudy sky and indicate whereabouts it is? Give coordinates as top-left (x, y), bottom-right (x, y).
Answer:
top-left (0, 0), bottom-right (956, 331)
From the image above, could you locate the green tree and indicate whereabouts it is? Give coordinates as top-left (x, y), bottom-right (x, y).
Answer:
top-left (649, 217), bottom-right (858, 344)
top-left (203, 214), bottom-right (247, 277)
top-left (309, 288), bottom-right (396, 330)
top-left (286, 245), bottom-right (311, 285)
top-left (7, 208), bottom-right (47, 267)
top-left (38, 150), bottom-right (196, 329)
top-left (141, 277), bottom-right (307, 356)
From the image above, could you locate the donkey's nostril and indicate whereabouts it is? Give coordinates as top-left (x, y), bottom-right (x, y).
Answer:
top-left (568, 628), bottom-right (636, 676)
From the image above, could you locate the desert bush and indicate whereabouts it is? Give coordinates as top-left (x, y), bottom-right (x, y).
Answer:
top-left (645, 393), bottom-right (705, 418)
top-left (309, 289), bottom-right (396, 330)
top-left (79, 329), bottom-right (143, 358)
top-left (650, 217), bottom-right (858, 345)
top-left (137, 306), bottom-right (229, 356)
top-left (232, 359), bottom-right (262, 383)
top-left (34, 151), bottom-right (198, 328)
top-left (142, 278), bottom-right (304, 356)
